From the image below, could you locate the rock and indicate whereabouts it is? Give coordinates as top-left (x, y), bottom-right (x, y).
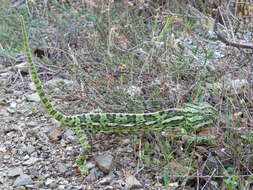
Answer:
top-left (23, 157), bottom-right (40, 165)
top-left (8, 168), bottom-right (23, 177)
top-left (66, 146), bottom-right (73, 151)
top-left (57, 163), bottom-right (68, 173)
top-left (104, 186), bottom-right (114, 190)
top-left (47, 78), bottom-right (77, 87)
top-left (26, 145), bottom-right (35, 154)
top-left (122, 138), bottom-right (131, 145)
top-left (26, 93), bottom-right (40, 102)
top-left (7, 108), bottom-right (16, 114)
top-left (86, 162), bottom-right (96, 170)
top-left (26, 121), bottom-right (39, 127)
top-left (50, 182), bottom-right (58, 189)
top-left (95, 154), bottom-right (114, 174)
top-left (0, 145), bottom-right (7, 152)
top-left (85, 172), bottom-right (97, 181)
top-left (125, 175), bottom-right (142, 189)
top-left (98, 173), bottom-right (115, 185)
top-left (13, 174), bottom-right (33, 187)
top-left (15, 186), bottom-right (26, 190)
top-left (23, 155), bottom-right (30, 160)
top-left (4, 155), bottom-right (11, 160)
top-left (45, 178), bottom-right (54, 186)
top-left (34, 181), bottom-right (44, 188)
top-left (30, 168), bottom-right (40, 178)
top-left (126, 85), bottom-right (142, 97)
top-left (63, 129), bottom-right (75, 137)
top-left (16, 62), bottom-right (29, 73)
top-left (58, 185), bottom-right (66, 190)
top-left (48, 128), bottom-right (62, 142)
top-left (29, 82), bottom-right (36, 91)
top-left (168, 182), bottom-right (179, 188)
top-left (85, 167), bottom-right (104, 181)
top-left (10, 101), bottom-right (17, 108)
top-left (17, 144), bottom-right (27, 155)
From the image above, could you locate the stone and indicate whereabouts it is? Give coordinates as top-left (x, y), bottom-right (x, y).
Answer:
top-left (23, 157), bottom-right (40, 165)
top-left (125, 175), bottom-right (142, 189)
top-left (26, 93), bottom-right (40, 102)
top-left (13, 174), bottom-right (33, 187)
top-left (16, 62), bottom-right (29, 73)
top-left (48, 128), bottom-right (62, 142)
top-left (8, 168), bottom-right (23, 177)
top-left (57, 163), bottom-right (68, 173)
top-left (95, 154), bottom-right (114, 174)
top-left (45, 178), bottom-right (54, 186)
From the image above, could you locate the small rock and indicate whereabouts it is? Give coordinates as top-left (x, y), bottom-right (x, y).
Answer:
top-left (57, 163), bottom-right (68, 173)
top-left (95, 154), bottom-right (114, 174)
top-left (126, 85), bottom-right (142, 97)
top-left (41, 146), bottom-right (49, 151)
top-left (85, 168), bottom-right (98, 181)
top-left (58, 185), bottom-right (66, 190)
top-left (45, 178), bottom-right (54, 186)
top-left (50, 182), bottom-right (58, 189)
top-left (98, 173), bottom-right (115, 185)
top-left (86, 172), bottom-right (97, 182)
top-left (23, 155), bottom-right (30, 160)
top-left (0, 145), bottom-right (7, 152)
top-left (34, 181), bottom-right (44, 188)
top-left (26, 145), bottom-right (35, 154)
top-left (13, 174), bottom-right (33, 187)
top-left (51, 118), bottom-right (62, 127)
top-left (4, 155), bottom-right (11, 160)
top-left (7, 108), bottom-right (16, 114)
top-left (125, 175), bottom-right (142, 189)
top-left (8, 168), bottom-right (23, 177)
top-left (105, 186), bottom-right (114, 190)
top-left (15, 186), bottom-right (26, 190)
top-left (30, 168), bottom-right (40, 178)
top-left (63, 129), bottom-right (75, 137)
top-left (66, 146), bottom-right (73, 151)
top-left (17, 144), bottom-right (27, 154)
top-left (23, 157), bottom-right (40, 165)
top-left (48, 128), bottom-right (62, 142)
top-left (16, 62), bottom-right (29, 73)
top-left (6, 131), bottom-right (17, 138)
top-left (86, 162), bottom-right (96, 170)
top-left (10, 101), bottom-right (17, 108)
top-left (29, 82), bottom-right (36, 91)
top-left (122, 138), bottom-right (131, 145)
top-left (26, 93), bottom-right (40, 102)
top-left (168, 182), bottom-right (179, 188)
top-left (26, 121), bottom-right (39, 127)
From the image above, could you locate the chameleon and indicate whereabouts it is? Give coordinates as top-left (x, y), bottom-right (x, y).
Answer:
top-left (20, 15), bottom-right (217, 174)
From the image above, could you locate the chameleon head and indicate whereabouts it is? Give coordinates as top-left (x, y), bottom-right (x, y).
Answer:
top-left (183, 102), bottom-right (217, 131)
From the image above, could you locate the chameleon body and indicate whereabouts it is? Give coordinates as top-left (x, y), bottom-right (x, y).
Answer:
top-left (20, 16), bottom-right (217, 174)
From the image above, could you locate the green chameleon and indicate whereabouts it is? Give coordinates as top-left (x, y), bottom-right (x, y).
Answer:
top-left (20, 15), bottom-right (217, 174)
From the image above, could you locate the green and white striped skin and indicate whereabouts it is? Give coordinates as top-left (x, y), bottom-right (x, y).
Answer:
top-left (20, 15), bottom-right (217, 174)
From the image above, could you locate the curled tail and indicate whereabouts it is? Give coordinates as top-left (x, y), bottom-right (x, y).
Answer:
top-left (20, 15), bottom-right (66, 123)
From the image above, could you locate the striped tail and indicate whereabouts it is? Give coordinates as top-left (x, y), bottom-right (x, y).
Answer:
top-left (20, 15), bottom-right (66, 123)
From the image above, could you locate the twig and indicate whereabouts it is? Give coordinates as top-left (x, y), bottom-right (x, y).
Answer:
top-left (201, 169), bottom-right (216, 190)
top-left (213, 7), bottom-right (253, 50)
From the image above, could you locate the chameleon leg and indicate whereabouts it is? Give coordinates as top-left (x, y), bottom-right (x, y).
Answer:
top-left (73, 125), bottom-right (90, 175)
top-left (183, 135), bottom-right (216, 146)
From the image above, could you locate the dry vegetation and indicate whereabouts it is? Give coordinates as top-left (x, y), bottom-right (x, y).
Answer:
top-left (0, 0), bottom-right (253, 189)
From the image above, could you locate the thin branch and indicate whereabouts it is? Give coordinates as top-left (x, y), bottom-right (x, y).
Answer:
top-left (213, 7), bottom-right (253, 50)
